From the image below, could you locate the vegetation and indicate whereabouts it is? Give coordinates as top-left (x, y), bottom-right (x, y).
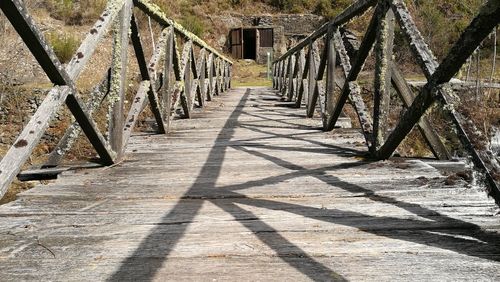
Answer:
top-left (232, 60), bottom-right (272, 87)
top-left (180, 15), bottom-right (205, 37)
top-left (44, 0), bottom-right (107, 25)
top-left (46, 31), bottom-right (79, 63)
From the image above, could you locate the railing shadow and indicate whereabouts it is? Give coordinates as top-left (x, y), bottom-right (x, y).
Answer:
top-left (110, 87), bottom-right (500, 281)
top-left (109, 88), bottom-right (346, 281)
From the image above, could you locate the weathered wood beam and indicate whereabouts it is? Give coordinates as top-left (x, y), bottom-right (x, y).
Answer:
top-left (287, 52), bottom-right (301, 102)
top-left (65, 94), bottom-right (115, 164)
top-left (372, 5), bottom-right (395, 152)
top-left (162, 27), bottom-right (175, 130)
top-left (390, 62), bottom-right (451, 160)
top-left (275, 0), bottom-right (377, 62)
top-left (282, 59), bottom-right (288, 93)
top-left (108, 0), bottom-right (132, 159)
top-left (380, 0), bottom-right (500, 157)
top-left (123, 29), bottom-right (170, 148)
top-left (190, 48), bottom-right (203, 108)
top-left (213, 58), bottom-right (220, 97)
top-left (306, 41), bottom-right (321, 118)
top-left (315, 37), bottom-right (329, 120)
top-left (180, 40), bottom-right (193, 117)
top-left (338, 27), bottom-right (450, 159)
top-left (305, 43), bottom-right (314, 113)
top-left (284, 55), bottom-right (295, 100)
top-left (323, 26), bottom-right (337, 128)
top-left (44, 70), bottom-right (111, 167)
top-left (391, 0), bottom-right (438, 79)
top-left (378, 0), bottom-right (500, 204)
top-left (272, 63), bottom-right (278, 89)
top-left (207, 53), bottom-right (214, 101)
top-left (222, 62), bottom-right (227, 92)
top-left (130, 14), bottom-right (166, 135)
top-left (228, 64), bottom-right (232, 89)
top-left (0, 0), bottom-right (115, 198)
top-left (196, 49), bottom-right (207, 107)
top-left (295, 49), bottom-right (308, 108)
top-left (295, 49), bottom-right (309, 108)
top-left (409, 80), bottom-right (500, 89)
top-left (122, 81), bottom-right (150, 146)
top-left (65, 0), bottom-right (127, 80)
top-left (330, 30), bottom-right (374, 147)
top-left (324, 2), bottom-right (385, 142)
top-left (0, 87), bottom-right (70, 198)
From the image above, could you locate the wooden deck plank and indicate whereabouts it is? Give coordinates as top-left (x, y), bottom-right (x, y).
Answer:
top-left (0, 87), bottom-right (499, 281)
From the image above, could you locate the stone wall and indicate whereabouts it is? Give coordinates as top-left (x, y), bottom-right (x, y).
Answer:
top-left (217, 13), bottom-right (324, 63)
top-left (240, 14), bottom-right (324, 36)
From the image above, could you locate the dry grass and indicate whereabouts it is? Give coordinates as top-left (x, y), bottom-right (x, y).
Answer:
top-left (231, 60), bottom-right (272, 87)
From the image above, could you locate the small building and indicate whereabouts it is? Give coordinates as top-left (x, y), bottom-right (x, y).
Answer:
top-left (229, 14), bottom-right (324, 64)
top-left (229, 26), bottom-right (278, 64)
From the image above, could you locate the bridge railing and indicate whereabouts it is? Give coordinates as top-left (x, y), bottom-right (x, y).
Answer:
top-left (273, 0), bottom-right (500, 205)
top-left (0, 0), bottom-right (232, 198)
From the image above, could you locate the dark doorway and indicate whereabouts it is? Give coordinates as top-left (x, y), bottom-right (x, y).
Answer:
top-left (243, 29), bottom-right (256, 60)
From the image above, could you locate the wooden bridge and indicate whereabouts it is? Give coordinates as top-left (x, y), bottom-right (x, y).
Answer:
top-left (0, 0), bottom-right (500, 280)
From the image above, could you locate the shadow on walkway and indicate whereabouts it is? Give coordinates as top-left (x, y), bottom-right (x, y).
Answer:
top-left (110, 88), bottom-right (500, 281)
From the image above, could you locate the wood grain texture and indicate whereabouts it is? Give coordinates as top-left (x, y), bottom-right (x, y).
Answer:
top-left (1, 87), bottom-right (498, 281)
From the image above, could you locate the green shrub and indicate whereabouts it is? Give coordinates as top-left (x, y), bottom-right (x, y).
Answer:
top-left (180, 15), bottom-right (205, 37)
top-left (45, 0), bottom-right (107, 25)
top-left (45, 0), bottom-right (74, 22)
top-left (46, 32), bottom-right (79, 63)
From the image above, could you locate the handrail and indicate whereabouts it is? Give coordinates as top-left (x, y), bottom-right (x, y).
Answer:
top-left (272, 0), bottom-right (500, 206)
top-left (0, 0), bottom-right (233, 199)
top-left (274, 0), bottom-right (377, 63)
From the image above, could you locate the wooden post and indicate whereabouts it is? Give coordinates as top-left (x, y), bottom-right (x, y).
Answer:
top-left (307, 41), bottom-right (321, 118)
top-left (181, 41), bottom-right (193, 117)
top-left (197, 50), bottom-right (207, 107)
top-left (272, 63), bottom-right (277, 89)
top-left (286, 54), bottom-right (296, 102)
top-left (129, 14), bottom-right (166, 135)
top-left (275, 61), bottom-right (280, 90)
top-left (44, 70), bottom-right (111, 167)
top-left (228, 64), bottom-right (232, 89)
top-left (279, 60), bottom-right (286, 91)
top-left (324, 2), bottom-right (383, 133)
top-left (108, 0), bottom-right (132, 159)
top-left (288, 53), bottom-right (300, 102)
top-left (189, 47), bottom-right (199, 107)
top-left (207, 53), bottom-right (214, 101)
top-left (163, 26), bottom-right (175, 130)
top-left (329, 30), bottom-right (374, 147)
top-left (294, 50), bottom-right (306, 108)
top-left (324, 26), bottom-right (337, 128)
top-left (372, 5), bottom-right (395, 152)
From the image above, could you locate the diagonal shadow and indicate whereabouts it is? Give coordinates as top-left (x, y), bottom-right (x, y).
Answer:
top-left (212, 200), bottom-right (347, 281)
top-left (236, 123), bottom-right (366, 156)
top-left (218, 144), bottom-right (500, 262)
top-left (109, 88), bottom-right (346, 281)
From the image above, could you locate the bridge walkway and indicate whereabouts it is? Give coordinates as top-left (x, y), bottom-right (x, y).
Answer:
top-left (0, 87), bottom-right (499, 281)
